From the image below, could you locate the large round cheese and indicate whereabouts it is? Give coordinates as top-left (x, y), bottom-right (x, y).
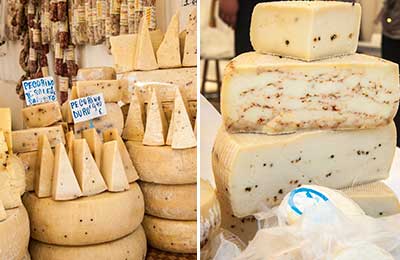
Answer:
top-left (23, 183), bottom-right (144, 246)
top-left (142, 215), bottom-right (196, 254)
top-left (200, 179), bottom-right (221, 248)
top-left (333, 243), bottom-right (393, 260)
top-left (29, 225), bottom-right (147, 260)
top-left (126, 142), bottom-right (196, 184)
top-left (140, 182), bottom-right (196, 220)
top-left (0, 206), bottom-right (30, 260)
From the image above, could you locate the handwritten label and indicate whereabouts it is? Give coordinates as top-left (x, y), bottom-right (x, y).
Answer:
top-left (69, 93), bottom-right (107, 123)
top-left (22, 77), bottom-right (57, 106)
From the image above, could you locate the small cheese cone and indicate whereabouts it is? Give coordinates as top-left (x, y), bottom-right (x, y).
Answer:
top-left (82, 128), bottom-right (103, 170)
top-left (101, 140), bottom-right (129, 192)
top-left (34, 135), bottom-right (55, 198)
top-left (156, 12), bottom-right (181, 68)
top-left (134, 17), bottom-right (159, 71)
top-left (0, 200), bottom-right (6, 221)
top-left (182, 8), bottom-right (197, 67)
top-left (122, 89), bottom-right (145, 141)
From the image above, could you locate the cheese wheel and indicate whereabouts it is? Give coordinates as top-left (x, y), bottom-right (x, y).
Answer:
top-left (29, 226), bottom-right (147, 260)
top-left (143, 215), bottom-right (196, 254)
top-left (200, 179), bottom-right (221, 248)
top-left (23, 183), bottom-right (144, 246)
top-left (140, 182), bottom-right (196, 220)
top-left (0, 206), bottom-right (30, 260)
top-left (126, 142), bottom-right (196, 184)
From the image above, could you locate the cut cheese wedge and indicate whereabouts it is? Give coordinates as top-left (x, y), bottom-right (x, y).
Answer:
top-left (182, 8), bottom-right (197, 67)
top-left (101, 140), bottom-right (129, 192)
top-left (73, 139), bottom-right (107, 196)
top-left (5, 155), bottom-right (26, 195)
top-left (103, 129), bottom-right (139, 183)
top-left (200, 179), bottom-right (221, 248)
top-left (34, 135), bottom-right (54, 198)
top-left (52, 144), bottom-right (83, 201)
top-left (65, 131), bottom-right (74, 165)
top-left (16, 151), bottom-right (37, 191)
top-left (82, 128), bottom-right (103, 169)
top-left (12, 126), bottom-right (65, 153)
top-left (61, 101), bottom-right (73, 123)
top-left (156, 12), bottom-right (181, 68)
top-left (122, 89), bottom-right (145, 142)
top-left (134, 17), bottom-right (159, 71)
top-left (0, 167), bottom-right (22, 209)
top-left (0, 201), bottom-right (6, 221)
top-left (22, 102), bottom-right (62, 128)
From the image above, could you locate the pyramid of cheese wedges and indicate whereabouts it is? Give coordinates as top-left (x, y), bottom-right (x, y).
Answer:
top-left (212, 1), bottom-right (400, 242)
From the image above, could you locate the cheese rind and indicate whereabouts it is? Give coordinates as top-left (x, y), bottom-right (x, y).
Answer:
top-left (143, 215), bottom-right (197, 254)
top-left (76, 80), bottom-right (122, 103)
top-left (126, 141), bottom-right (196, 184)
top-left (250, 2), bottom-right (361, 61)
top-left (140, 182), bottom-right (196, 220)
top-left (76, 67), bottom-right (116, 81)
top-left (22, 102), bottom-right (62, 128)
top-left (200, 179), bottom-right (221, 248)
top-left (212, 123), bottom-right (396, 218)
top-left (222, 52), bottom-right (400, 134)
top-left (101, 140), bottom-right (129, 192)
top-left (35, 135), bottom-right (54, 198)
top-left (23, 183), bottom-right (144, 245)
top-left (12, 126), bottom-right (65, 153)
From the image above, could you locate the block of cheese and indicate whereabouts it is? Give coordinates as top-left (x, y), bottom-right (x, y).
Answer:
top-left (23, 183), bottom-right (144, 245)
top-left (16, 151), bottom-right (37, 191)
top-left (134, 18), bottom-right (159, 71)
top-left (52, 144), bottom-right (83, 201)
top-left (101, 140), bottom-right (129, 192)
top-left (120, 67), bottom-right (197, 103)
top-left (65, 131), bottom-right (74, 165)
top-left (76, 80), bottom-right (122, 103)
top-left (73, 139), bottom-right (107, 196)
top-left (22, 102), bottom-right (62, 128)
top-left (103, 129), bottom-right (139, 183)
top-left (29, 226), bottom-right (147, 260)
top-left (140, 182), bottom-right (196, 220)
top-left (222, 52), bottom-right (400, 134)
top-left (126, 141), bottom-right (196, 184)
top-left (6, 155), bottom-right (26, 195)
top-left (342, 182), bottom-right (400, 218)
top-left (82, 128), bottom-right (103, 169)
top-left (0, 108), bottom-right (13, 154)
top-left (143, 215), bottom-right (196, 254)
top-left (0, 201), bottom-right (5, 221)
top-left (122, 89), bottom-right (145, 142)
top-left (250, 1), bottom-right (361, 61)
top-left (76, 67), bottom-right (116, 81)
top-left (12, 126), bottom-right (65, 153)
top-left (213, 122), bottom-right (396, 218)
top-left (0, 206), bottom-right (30, 260)
top-left (35, 135), bottom-right (54, 198)
top-left (200, 179), bottom-right (221, 248)
top-left (156, 13), bottom-right (181, 69)
top-left (182, 8), bottom-right (197, 67)
top-left (73, 103), bottom-right (124, 138)
top-left (333, 244), bottom-right (393, 260)
top-left (0, 167), bottom-right (22, 209)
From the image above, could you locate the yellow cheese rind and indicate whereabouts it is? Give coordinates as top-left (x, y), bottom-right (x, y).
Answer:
top-left (82, 128), bottom-right (103, 170)
top-left (101, 140), bottom-right (129, 192)
top-left (29, 226), bottom-right (147, 260)
top-left (22, 102), bottom-right (62, 128)
top-left (134, 18), bottom-right (159, 71)
top-left (76, 67), bottom-right (116, 81)
top-left (35, 135), bottom-right (54, 198)
top-left (126, 141), bottom-right (196, 184)
top-left (182, 8), bottom-right (197, 67)
top-left (76, 80), bottom-right (122, 103)
top-left (23, 183), bottom-right (144, 246)
top-left (200, 179), bottom-right (221, 248)
top-left (12, 126), bottom-right (65, 153)
top-left (16, 151), bottom-right (37, 191)
top-left (122, 90), bottom-right (145, 142)
top-left (140, 182), bottom-right (196, 220)
top-left (143, 215), bottom-right (196, 253)
top-left (156, 13), bottom-right (181, 69)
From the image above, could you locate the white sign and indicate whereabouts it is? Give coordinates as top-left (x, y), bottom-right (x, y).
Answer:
top-left (22, 77), bottom-right (57, 106)
top-left (69, 93), bottom-right (107, 123)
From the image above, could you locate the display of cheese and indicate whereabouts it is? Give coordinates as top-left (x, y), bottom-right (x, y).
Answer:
top-left (342, 182), bottom-right (400, 218)
top-left (0, 108), bottom-right (13, 153)
top-left (23, 183), bottom-right (144, 245)
top-left (12, 125), bottom-right (65, 153)
top-left (126, 142), bottom-right (196, 184)
top-left (212, 123), bottom-right (396, 218)
top-left (72, 139), bottom-right (107, 196)
top-left (103, 129), bottom-right (139, 183)
top-left (76, 80), bottom-right (122, 103)
top-left (250, 1), bottom-right (361, 61)
top-left (134, 18), bottom-right (159, 71)
top-left (200, 179), bottom-right (221, 249)
top-left (156, 12), bottom-right (181, 69)
top-left (15, 151), bottom-right (36, 191)
top-left (0, 206), bottom-right (30, 260)
top-left (21, 102), bottom-right (62, 128)
top-left (221, 52), bottom-right (399, 134)
top-left (140, 182), bottom-right (196, 220)
top-left (182, 8), bottom-right (197, 67)
top-left (82, 128), bottom-right (103, 169)
top-left (333, 243), bottom-right (394, 260)
top-left (101, 140), bottom-right (129, 192)
top-left (73, 103), bottom-right (124, 137)
top-left (143, 215), bottom-right (197, 254)
top-left (35, 135), bottom-right (54, 198)
top-left (76, 67), bottom-right (116, 81)
top-left (120, 67), bottom-right (197, 103)
top-left (122, 89), bottom-right (145, 141)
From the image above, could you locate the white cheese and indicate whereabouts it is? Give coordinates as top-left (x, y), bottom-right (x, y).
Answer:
top-left (101, 140), bottom-right (129, 192)
top-left (134, 18), bottom-right (158, 71)
top-left (35, 135), bottom-right (54, 198)
top-left (250, 1), bottom-right (361, 61)
top-left (200, 179), bottom-right (221, 248)
top-left (21, 102), bottom-right (62, 128)
top-left (0, 167), bottom-right (22, 209)
top-left (12, 126), bottom-right (65, 153)
top-left (212, 122), bottom-right (396, 218)
top-left (82, 128), bottom-right (103, 169)
top-left (221, 52), bottom-right (399, 134)
top-left (122, 89), bottom-right (145, 142)
top-left (23, 183), bottom-right (144, 245)
top-left (156, 12), bottom-right (181, 69)
top-left (76, 67), bottom-right (116, 81)
top-left (76, 80), bottom-right (122, 103)
top-left (6, 155), bottom-right (27, 196)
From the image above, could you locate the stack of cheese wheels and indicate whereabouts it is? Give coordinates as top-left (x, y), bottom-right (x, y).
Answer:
top-left (212, 1), bottom-right (400, 243)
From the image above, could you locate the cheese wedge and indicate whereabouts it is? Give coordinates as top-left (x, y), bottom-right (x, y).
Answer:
top-left (61, 101), bottom-right (73, 123)
top-left (103, 129), bottom-right (139, 183)
top-left (52, 144), bottom-right (83, 201)
top-left (142, 89), bottom-right (168, 146)
top-left (122, 89), bottom-right (145, 141)
top-left (65, 131), bottom-right (75, 165)
top-left (0, 108), bottom-right (13, 154)
top-left (82, 128), bottom-right (103, 170)
top-left (134, 18), bottom-right (159, 71)
top-left (0, 167), bottom-right (22, 209)
top-left (16, 151), bottom-right (37, 191)
top-left (156, 12), bottom-right (181, 68)
top-left (22, 102), bottom-right (62, 128)
top-left (250, 1), bottom-right (361, 61)
top-left (12, 126), bottom-right (65, 153)
top-left (222, 52), bottom-right (400, 134)
top-left (76, 80), bottom-right (122, 103)
top-left (0, 201), bottom-right (6, 221)
top-left (213, 122), bottom-right (396, 218)
top-left (73, 139), bottom-right (107, 196)
top-left (182, 8), bottom-right (197, 67)
top-left (34, 135), bottom-right (54, 198)
top-left (76, 67), bottom-right (116, 81)
top-left (101, 141), bottom-right (129, 192)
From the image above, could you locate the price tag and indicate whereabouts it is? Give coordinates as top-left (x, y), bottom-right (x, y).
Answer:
top-left (69, 93), bottom-right (107, 123)
top-left (22, 76), bottom-right (57, 106)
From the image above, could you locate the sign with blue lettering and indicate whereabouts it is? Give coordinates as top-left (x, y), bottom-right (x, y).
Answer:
top-left (22, 76), bottom-right (57, 106)
top-left (69, 93), bottom-right (107, 123)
